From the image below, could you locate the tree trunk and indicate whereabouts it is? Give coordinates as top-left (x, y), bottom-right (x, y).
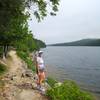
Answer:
top-left (3, 45), bottom-right (8, 59)
top-left (3, 45), bottom-right (6, 60)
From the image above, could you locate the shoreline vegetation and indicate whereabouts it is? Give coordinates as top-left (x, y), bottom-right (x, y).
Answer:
top-left (0, 37), bottom-right (97, 100)
top-left (0, 49), bottom-right (95, 100)
top-left (46, 78), bottom-right (94, 100)
top-left (12, 50), bottom-right (96, 100)
top-left (0, 34), bottom-right (99, 100)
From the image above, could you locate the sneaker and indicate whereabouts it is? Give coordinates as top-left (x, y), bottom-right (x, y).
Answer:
top-left (39, 87), bottom-right (45, 95)
top-left (36, 85), bottom-right (41, 90)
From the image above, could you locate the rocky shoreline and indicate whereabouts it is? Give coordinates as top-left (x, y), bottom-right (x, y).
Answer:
top-left (0, 51), bottom-right (48, 100)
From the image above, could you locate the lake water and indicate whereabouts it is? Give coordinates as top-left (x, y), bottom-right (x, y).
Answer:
top-left (43, 46), bottom-right (100, 96)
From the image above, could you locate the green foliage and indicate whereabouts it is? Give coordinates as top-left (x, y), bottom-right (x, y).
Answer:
top-left (46, 77), bottom-right (57, 87)
top-left (25, 57), bottom-right (35, 72)
top-left (34, 39), bottom-right (46, 50)
top-left (0, 0), bottom-right (60, 34)
top-left (0, 0), bottom-right (24, 33)
top-left (15, 32), bottom-right (46, 73)
top-left (17, 51), bottom-right (35, 72)
top-left (0, 47), bottom-right (3, 57)
top-left (27, 0), bottom-right (60, 21)
top-left (46, 79), bottom-right (94, 100)
top-left (15, 33), bottom-right (46, 53)
top-left (0, 0), bottom-right (29, 58)
top-left (0, 63), bottom-right (7, 75)
top-left (17, 50), bottom-right (28, 60)
top-left (0, 0), bottom-right (56, 58)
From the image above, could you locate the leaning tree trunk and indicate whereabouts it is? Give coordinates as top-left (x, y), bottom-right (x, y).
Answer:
top-left (3, 45), bottom-right (6, 60)
top-left (3, 45), bottom-right (8, 60)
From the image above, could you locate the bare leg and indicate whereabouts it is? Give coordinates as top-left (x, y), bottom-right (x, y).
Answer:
top-left (36, 72), bottom-right (45, 89)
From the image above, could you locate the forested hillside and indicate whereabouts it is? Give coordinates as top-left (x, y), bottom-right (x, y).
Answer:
top-left (50, 39), bottom-right (100, 46)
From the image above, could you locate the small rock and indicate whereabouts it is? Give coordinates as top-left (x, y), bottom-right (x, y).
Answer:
top-left (25, 70), bottom-right (33, 77)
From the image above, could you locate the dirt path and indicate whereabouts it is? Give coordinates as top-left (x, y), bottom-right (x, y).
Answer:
top-left (8, 51), bottom-right (22, 73)
top-left (0, 50), bottom-right (48, 100)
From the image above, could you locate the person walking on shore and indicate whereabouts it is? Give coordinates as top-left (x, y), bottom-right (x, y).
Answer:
top-left (36, 51), bottom-right (46, 92)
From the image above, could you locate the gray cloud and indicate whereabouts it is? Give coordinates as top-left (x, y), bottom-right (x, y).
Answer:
top-left (29, 0), bottom-right (100, 44)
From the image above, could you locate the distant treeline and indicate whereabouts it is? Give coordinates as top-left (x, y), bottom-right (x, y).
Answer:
top-left (50, 39), bottom-right (100, 46)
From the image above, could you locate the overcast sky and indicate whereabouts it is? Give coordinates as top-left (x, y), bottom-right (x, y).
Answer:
top-left (29, 0), bottom-right (100, 44)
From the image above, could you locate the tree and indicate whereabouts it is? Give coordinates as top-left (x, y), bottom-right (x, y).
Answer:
top-left (0, 11), bottom-right (29, 58)
top-left (15, 32), bottom-right (46, 53)
top-left (0, 0), bottom-right (60, 58)
top-left (0, 0), bottom-right (60, 30)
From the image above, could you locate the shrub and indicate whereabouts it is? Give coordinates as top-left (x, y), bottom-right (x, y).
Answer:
top-left (25, 57), bottom-right (35, 72)
top-left (46, 77), bottom-right (57, 87)
top-left (17, 50), bottom-right (28, 60)
top-left (46, 79), bottom-right (94, 100)
top-left (17, 51), bottom-right (35, 72)
top-left (0, 63), bottom-right (7, 75)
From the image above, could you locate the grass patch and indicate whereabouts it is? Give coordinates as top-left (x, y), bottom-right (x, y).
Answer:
top-left (46, 77), bottom-right (57, 87)
top-left (46, 78), bottom-right (94, 100)
top-left (17, 51), bottom-right (35, 72)
top-left (0, 63), bottom-right (7, 75)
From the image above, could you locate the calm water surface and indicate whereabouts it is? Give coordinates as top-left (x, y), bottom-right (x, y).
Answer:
top-left (43, 46), bottom-right (100, 96)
